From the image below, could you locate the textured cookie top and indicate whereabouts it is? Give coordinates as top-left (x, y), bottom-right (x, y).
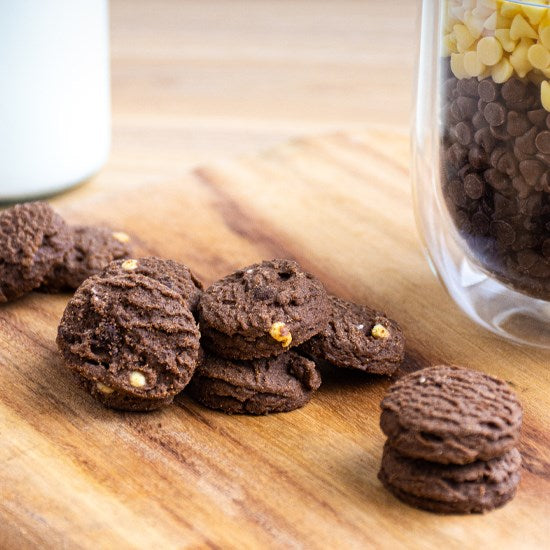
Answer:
top-left (300, 296), bottom-right (405, 374)
top-left (194, 350), bottom-right (321, 396)
top-left (42, 225), bottom-right (133, 291)
top-left (57, 271), bottom-right (200, 399)
top-left (199, 259), bottom-right (330, 340)
top-left (379, 444), bottom-right (521, 514)
top-left (380, 365), bottom-right (522, 464)
top-left (104, 257), bottom-right (203, 313)
top-left (0, 201), bottom-right (71, 302)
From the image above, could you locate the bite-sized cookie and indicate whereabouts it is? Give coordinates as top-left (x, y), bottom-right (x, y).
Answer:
top-left (103, 257), bottom-right (203, 313)
top-left (0, 201), bottom-right (72, 302)
top-left (40, 225), bottom-right (133, 292)
top-left (378, 443), bottom-right (521, 514)
top-left (57, 270), bottom-right (200, 401)
top-left (187, 350), bottom-right (322, 415)
top-left (199, 259), bottom-right (330, 359)
top-left (76, 374), bottom-right (174, 412)
top-left (380, 365), bottom-right (522, 464)
top-left (299, 296), bottom-right (405, 374)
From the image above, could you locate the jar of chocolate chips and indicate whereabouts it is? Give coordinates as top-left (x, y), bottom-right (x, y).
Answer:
top-left (414, 0), bottom-right (550, 347)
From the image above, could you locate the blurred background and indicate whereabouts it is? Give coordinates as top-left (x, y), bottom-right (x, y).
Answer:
top-left (109, 0), bottom-right (418, 182)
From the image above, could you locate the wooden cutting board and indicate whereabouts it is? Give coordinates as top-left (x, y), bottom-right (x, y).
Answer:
top-left (1, 130), bottom-right (549, 549)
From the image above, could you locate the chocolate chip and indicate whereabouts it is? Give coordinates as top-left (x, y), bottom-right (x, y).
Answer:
top-left (517, 250), bottom-right (539, 269)
top-left (528, 109), bottom-right (547, 127)
top-left (456, 96), bottom-right (478, 119)
top-left (491, 220), bottom-right (516, 246)
top-left (484, 102), bottom-right (507, 126)
top-left (535, 130), bottom-right (550, 154)
top-left (468, 146), bottom-right (487, 169)
top-left (490, 123), bottom-right (513, 141)
top-left (475, 127), bottom-right (496, 152)
top-left (507, 112), bottom-right (531, 137)
top-left (502, 78), bottom-right (527, 103)
top-left (540, 171), bottom-right (550, 192)
top-left (457, 78), bottom-right (480, 97)
top-left (484, 168), bottom-right (509, 191)
top-left (464, 173), bottom-right (485, 199)
top-left (496, 152), bottom-right (518, 177)
top-left (472, 211), bottom-right (490, 234)
top-left (515, 127), bottom-right (538, 155)
top-left (519, 159), bottom-right (545, 187)
top-left (542, 239), bottom-right (550, 258)
top-left (453, 121), bottom-right (473, 145)
top-left (478, 79), bottom-right (498, 102)
top-left (472, 111), bottom-right (487, 130)
top-left (447, 143), bottom-right (468, 168)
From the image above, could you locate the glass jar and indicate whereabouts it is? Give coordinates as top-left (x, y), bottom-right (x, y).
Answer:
top-left (0, 0), bottom-right (110, 201)
top-left (414, 0), bottom-right (550, 347)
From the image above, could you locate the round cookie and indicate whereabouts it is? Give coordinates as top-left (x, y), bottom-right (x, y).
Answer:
top-left (0, 201), bottom-right (72, 302)
top-left (187, 350), bottom-right (322, 415)
top-left (57, 270), bottom-right (200, 400)
top-left (380, 365), bottom-right (523, 464)
top-left (199, 259), bottom-right (330, 359)
top-left (299, 295), bottom-right (405, 374)
top-left (378, 444), bottom-right (521, 514)
top-left (76, 374), bottom-right (174, 412)
top-left (40, 225), bottom-right (134, 292)
top-left (103, 257), bottom-right (203, 313)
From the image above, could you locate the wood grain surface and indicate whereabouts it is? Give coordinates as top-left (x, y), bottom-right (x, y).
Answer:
top-left (1, 130), bottom-right (549, 549)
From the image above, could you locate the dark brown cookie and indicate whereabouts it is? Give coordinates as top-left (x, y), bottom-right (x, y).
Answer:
top-left (380, 365), bottom-right (522, 464)
top-left (299, 295), bottom-right (405, 374)
top-left (0, 201), bottom-right (72, 302)
top-left (103, 257), bottom-right (203, 313)
top-left (40, 225), bottom-right (133, 292)
top-left (378, 443), bottom-right (521, 514)
top-left (76, 374), bottom-right (173, 412)
top-left (57, 270), bottom-right (200, 402)
top-left (187, 350), bottom-right (322, 415)
top-left (198, 259), bottom-right (330, 359)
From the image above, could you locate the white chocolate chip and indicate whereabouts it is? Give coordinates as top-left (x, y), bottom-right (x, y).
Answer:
top-left (96, 382), bottom-right (114, 394)
top-left (269, 322), bottom-right (292, 348)
top-left (371, 324), bottom-right (390, 340)
top-left (112, 231), bottom-right (131, 243)
top-left (129, 371), bottom-right (146, 387)
top-left (121, 259), bottom-right (138, 271)
top-left (356, 324), bottom-right (365, 330)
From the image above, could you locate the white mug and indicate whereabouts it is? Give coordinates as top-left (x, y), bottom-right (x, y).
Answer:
top-left (0, 0), bottom-right (111, 200)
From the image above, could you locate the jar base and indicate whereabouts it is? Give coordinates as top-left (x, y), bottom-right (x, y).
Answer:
top-left (437, 250), bottom-right (550, 349)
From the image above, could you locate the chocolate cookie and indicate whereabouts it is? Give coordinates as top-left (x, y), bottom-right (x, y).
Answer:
top-left (380, 365), bottom-right (522, 464)
top-left (188, 350), bottom-right (322, 415)
top-left (103, 257), bottom-right (203, 313)
top-left (76, 374), bottom-right (174, 412)
top-left (41, 225), bottom-right (133, 292)
top-left (0, 201), bottom-right (71, 302)
top-left (57, 270), bottom-right (200, 401)
top-left (199, 259), bottom-right (330, 359)
top-left (378, 444), bottom-right (521, 514)
top-left (300, 296), bottom-right (405, 374)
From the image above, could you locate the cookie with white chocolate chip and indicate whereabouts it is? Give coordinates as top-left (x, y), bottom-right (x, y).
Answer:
top-left (103, 256), bottom-right (203, 314)
top-left (40, 225), bottom-right (134, 292)
top-left (299, 296), bottom-right (405, 375)
top-left (198, 259), bottom-right (330, 359)
top-left (57, 268), bottom-right (200, 407)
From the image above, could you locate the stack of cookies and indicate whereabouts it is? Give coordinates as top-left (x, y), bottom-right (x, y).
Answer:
top-left (378, 365), bottom-right (523, 514)
top-left (190, 259), bottom-right (406, 415)
top-left (0, 201), bottom-right (134, 302)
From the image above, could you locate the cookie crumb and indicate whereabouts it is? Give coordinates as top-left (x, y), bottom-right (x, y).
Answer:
top-left (129, 371), bottom-right (146, 388)
top-left (112, 231), bottom-right (131, 243)
top-left (371, 324), bottom-right (390, 339)
top-left (269, 322), bottom-right (292, 348)
top-left (355, 324), bottom-right (364, 330)
top-left (96, 382), bottom-right (114, 394)
top-left (121, 259), bottom-right (138, 271)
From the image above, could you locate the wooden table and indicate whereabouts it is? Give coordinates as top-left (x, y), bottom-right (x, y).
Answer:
top-left (2, 1), bottom-right (549, 549)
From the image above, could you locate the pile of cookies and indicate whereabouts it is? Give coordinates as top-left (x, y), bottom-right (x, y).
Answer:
top-left (56, 257), bottom-right (406, 413)
top-left (378, 365), bottom-right (523, 513)
top-left (0, 201), bottom-right (133, 301)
